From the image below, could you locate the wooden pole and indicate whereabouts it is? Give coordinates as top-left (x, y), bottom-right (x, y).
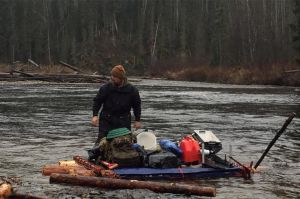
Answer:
top-left (254, 112), bottom-right (296, 169)
top-left (50, 174), bottom-right (216, 197)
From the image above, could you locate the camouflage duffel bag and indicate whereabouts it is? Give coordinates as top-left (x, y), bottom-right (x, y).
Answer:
top-left (104, 128), bottom-right (142, 167)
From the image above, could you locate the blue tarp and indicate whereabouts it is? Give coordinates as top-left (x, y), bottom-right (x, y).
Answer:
top-left (114, 167), bottom-right (243, 179)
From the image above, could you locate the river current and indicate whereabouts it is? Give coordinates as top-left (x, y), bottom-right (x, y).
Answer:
top-left (0, 79), bottom-right (299, 199)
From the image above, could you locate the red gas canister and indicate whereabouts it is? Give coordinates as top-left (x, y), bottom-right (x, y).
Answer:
top-left (180, 136), bottom-right (200, 164)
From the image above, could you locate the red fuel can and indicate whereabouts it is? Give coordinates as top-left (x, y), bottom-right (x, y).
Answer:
top-left (180, 136), bottom-right (200, 164)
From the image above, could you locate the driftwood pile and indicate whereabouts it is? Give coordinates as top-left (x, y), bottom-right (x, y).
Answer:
top-left (0, 72), bottom-right (108, 83)
top-left (0, 60), bottom-right (109, 83)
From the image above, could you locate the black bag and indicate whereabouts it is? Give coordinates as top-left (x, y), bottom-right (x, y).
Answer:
top-left (106, 134), bottom-right (142, 167)
top-left (147, 151), bottom-right (180, 168)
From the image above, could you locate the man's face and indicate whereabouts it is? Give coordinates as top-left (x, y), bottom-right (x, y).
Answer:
top-left (111, 75), bottom-right (123, 86)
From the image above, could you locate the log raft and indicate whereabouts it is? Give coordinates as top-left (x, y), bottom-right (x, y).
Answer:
top-left (50, 173), bottom-right (216, 197)
top-left (43, 160), bottom-right (216, 196)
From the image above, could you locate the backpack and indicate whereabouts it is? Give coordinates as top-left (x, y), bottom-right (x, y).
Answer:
top-left (106, 134), bottom-right (142, 167)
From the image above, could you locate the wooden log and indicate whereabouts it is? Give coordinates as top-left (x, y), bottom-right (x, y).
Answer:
top-left (50, 174), bottom-right (216, 197)
top-left (42, 164), bottom-right (71, 176)
top-left (11, 70), bottom-right (34, 77)
top-left (73, 155), bottom-right (118, 178)
top-left (42, 164), bottom-right (95, 176)
top-left (59, 61), bottom-right (83, 73)
top-left (58, 160), bottom-right (77, 167)
top-left (284, 69), bottom-right (300, 73)
top-left (0, 73), bottom-right (14, 78)
top-left (7, 193), bottom-right (45, 199)
top-left (0, 183), bottom-right (13, 199)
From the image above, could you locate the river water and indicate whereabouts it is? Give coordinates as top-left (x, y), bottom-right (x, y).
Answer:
top-left (0, 79), bottom-right (299, 199)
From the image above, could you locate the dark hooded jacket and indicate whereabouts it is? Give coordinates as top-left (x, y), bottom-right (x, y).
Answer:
top-left (93, 82), bottom-right (141, 140)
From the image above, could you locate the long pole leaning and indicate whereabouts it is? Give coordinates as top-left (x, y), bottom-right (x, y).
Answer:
top-left (254, 112), bottom-right (296, 169)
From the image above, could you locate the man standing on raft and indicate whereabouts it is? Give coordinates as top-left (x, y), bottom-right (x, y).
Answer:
top-left (91, 65), bottom-right (142, 145)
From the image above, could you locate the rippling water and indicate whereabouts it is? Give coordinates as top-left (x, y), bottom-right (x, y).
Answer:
top-left (0, 79), bottom-right (299, 199)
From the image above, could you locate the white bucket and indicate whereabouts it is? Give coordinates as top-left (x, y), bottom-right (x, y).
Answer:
top-left (136, 131), bottom-right (157, 151)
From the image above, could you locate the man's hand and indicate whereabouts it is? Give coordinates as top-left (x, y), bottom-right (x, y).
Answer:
top-left (91, 116), bottom-right (99, 126)
top-left (133, 121), bottom-right (142, 130)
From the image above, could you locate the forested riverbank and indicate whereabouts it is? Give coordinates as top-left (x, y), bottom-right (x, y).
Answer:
top-left (0, 63), bottom-right (299, 86)
top-left (0, 0), bottom-right (299, 85)
top-left (164, 65), bottom-right (300, 86)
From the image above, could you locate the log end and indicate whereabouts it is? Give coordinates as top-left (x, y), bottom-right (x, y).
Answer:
top-left (0, 183), bottom-right (13, 199)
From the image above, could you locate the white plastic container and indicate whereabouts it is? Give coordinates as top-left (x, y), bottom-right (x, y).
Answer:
top-left (136, 131), bottom-right (157, 151)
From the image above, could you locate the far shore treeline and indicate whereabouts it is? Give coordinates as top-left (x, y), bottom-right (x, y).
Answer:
top-left (0, 0), bottom-right (299, 85)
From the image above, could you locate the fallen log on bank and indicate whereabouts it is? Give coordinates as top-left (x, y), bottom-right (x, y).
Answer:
top-left (284, 69), bottom-right (300, 73)
top-left (11, 70), bottom-right (34, 77)
top-left (59, 61), bottom-right (83, 73)
top-left (50, 173), bottom-right (216, 197)
top-left (28, 59), bottom-right (40, 68)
